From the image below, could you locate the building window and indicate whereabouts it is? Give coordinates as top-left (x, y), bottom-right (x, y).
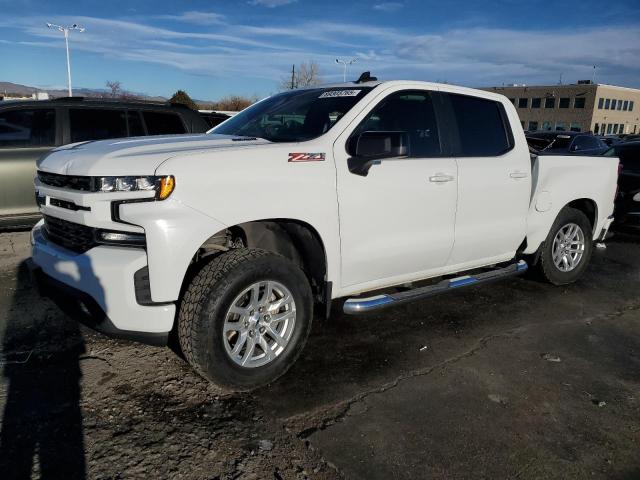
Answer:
top-left (508, 98), bottom-right (516, 105)
top-left (617, 101), bottom-right (623, 111)
top-left (545, 97), bottom-right (555, 108)
top-left (574, 97), bottom-right (586, 109)
top-left (630, 101), bottom-right (634, 112)
top-left (528, 121), bottom-right (539, 131)
top-left (594, 123), bottom-right (600, 134)
top-left (620, 124), bottom-right (627, 134)
top-left (607, 124), bottom-right (613, 134)
top-left (542, 121), bottom-right (552, 131)
top-left (520, 120), bottom-right (525, 128)
top-left (605, 99), bottom-right (611, 109)
top-left (531, 98), bottom-right (541, 108)
top-left (570, 122), bottom-right (581, 132)
top-left (518, 98), bottom-right (528, 108)
top-left (559, 97), bottom-right (570, 108)
top-left (623, 100), bottom-right (629, 111)
top-left (598, 98), bottom-right (604, 109)
top-left (611, 99), bottom-right (617, 110)
top-left (555, 121), bottom-right (566, 131)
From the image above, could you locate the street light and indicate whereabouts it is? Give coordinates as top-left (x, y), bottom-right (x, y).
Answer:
top-left (335, 58), bottom-right (357, 83)
top-left (46, 23), bottom-right (85, 97)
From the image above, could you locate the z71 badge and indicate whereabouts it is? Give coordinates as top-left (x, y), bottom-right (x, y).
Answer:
top-left (288, 152), bottom-right (326, 162)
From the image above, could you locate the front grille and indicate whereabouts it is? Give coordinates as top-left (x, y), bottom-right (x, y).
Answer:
top-left (42, 215), bottom-right (99, 253)
top-left (38, 171), bottom-right (95, 191)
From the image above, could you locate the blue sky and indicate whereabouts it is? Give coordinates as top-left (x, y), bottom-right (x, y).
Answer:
top-left (1, 0), bottom-right (639, 100)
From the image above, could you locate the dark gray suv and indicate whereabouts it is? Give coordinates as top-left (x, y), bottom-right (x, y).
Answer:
top-left (0, 98), bottom-right (209, 228)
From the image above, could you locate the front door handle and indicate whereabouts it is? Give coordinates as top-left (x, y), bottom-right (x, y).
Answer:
top-left (429, 173), bottom-right (455, 183)
top-left (510, 171), bottom-right (529, 179)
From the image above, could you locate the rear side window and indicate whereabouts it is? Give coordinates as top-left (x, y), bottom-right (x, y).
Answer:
top-left (142, 111), bottom-right (185, 135)
top-left (0, 109), bottom-right (55, 147)
top-left (447, 94), bottom-right (512, 157)
top-left (127, 111), bottom-right (145, 136)
top-left (69, 108), bottom-right (127, 143)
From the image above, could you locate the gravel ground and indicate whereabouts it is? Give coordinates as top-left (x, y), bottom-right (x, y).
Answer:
top-left (0, 231), bottom-right (639, 479)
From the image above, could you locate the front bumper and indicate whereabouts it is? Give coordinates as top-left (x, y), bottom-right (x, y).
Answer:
top-left (30, 221), bottom-right (175, 342)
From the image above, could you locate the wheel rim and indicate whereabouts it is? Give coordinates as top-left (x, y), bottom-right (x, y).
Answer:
top-left (552, 223), bottom-right (585, 272)
top-left (222, 280), bottom-right (296, 368)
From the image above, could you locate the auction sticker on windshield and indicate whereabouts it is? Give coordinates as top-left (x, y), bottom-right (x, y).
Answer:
top-left (318, 90), bottom-right (361, 98)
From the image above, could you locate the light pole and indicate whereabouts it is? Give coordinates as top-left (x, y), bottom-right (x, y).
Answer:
top-left (46, 23), bottom-right (85, 97)
top-left (335, 58), bottom-right (357, 83)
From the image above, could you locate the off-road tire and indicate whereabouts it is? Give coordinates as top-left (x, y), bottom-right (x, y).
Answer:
top-left (177, 248), bottom-right (313, 391)
top-left (535, 207), bottom-right (593, 285)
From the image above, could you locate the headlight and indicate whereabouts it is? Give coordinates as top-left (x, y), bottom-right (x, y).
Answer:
top-left (97, 175), bottom-right (175, 199)
top-left (634, 192), bottom-right (640, 202)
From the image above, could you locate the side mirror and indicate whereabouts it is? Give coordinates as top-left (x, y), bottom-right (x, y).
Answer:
top-left (349, 131), bottom-right (409, 176)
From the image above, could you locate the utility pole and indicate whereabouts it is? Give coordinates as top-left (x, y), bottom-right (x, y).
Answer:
top-left (46, 23), bottom-right (85, 97)
top-left (290, 64), bottom-right (296, 90)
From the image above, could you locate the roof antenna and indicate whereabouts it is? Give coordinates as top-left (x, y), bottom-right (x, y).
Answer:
top-left (355, 71), bottom-right (377, 83)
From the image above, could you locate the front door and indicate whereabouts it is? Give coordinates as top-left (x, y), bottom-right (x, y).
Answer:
top-left (334, 89), bottom-right (458, 290)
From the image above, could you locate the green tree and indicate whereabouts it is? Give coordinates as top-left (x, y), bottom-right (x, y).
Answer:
top-left (170, 90), bottom-right (198, 110)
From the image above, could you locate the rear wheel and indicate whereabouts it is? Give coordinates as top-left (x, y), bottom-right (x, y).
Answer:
top-left (535, 207), bottom-right (593, 285)
top-left (178, 248), bottom-right (313, 391)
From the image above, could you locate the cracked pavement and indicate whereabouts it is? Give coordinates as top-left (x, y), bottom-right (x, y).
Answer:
top-left (0, 230), bottom-right (639, 479)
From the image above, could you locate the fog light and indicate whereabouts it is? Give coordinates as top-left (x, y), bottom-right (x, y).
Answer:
top-left (98, 231), bottom-right (146, 246)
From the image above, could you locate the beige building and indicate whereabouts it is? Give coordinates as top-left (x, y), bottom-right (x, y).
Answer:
top-left (483, 82), bottom-right (640, 135)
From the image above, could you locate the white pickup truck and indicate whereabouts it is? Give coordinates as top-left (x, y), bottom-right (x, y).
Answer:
top-left (30, 78), bottom-right (618, 390)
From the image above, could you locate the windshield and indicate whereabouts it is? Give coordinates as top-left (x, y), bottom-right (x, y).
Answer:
top-left (211, 87), bottom-right (373, 142)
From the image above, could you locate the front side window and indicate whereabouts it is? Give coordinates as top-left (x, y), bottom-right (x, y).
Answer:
top-left (349, 90), bottom-right (441, 157)
top-left (447, 93), bottom-right (512, 157)
top-left (559, 98), bottom-right (570, 108)
top-left (545, 97), bottom-right (555, 108)
top-left (0, 108), bottom-right (55, 147)
top-left (213, 87), bottom-right (372, 142)
top-left (69, 108), bottom-right (127, 143)
top-left (531, 98), bottom-right (541, 108)
top-left (142, 111), bottom-right (185, 135)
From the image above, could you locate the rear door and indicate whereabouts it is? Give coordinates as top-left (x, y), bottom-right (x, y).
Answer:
top-left (335, 88), bottom-right (458, 289)
top-left (441, 91), bottom-right (530, 268)
top-left (0, 107), bottom-right (57, 217)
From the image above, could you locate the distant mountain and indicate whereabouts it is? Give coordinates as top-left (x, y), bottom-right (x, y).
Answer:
top-left (0, 81), bottom-right (167, 102)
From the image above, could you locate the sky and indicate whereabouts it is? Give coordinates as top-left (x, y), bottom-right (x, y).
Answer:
top-left (0, 0), bottom-right (639, 100)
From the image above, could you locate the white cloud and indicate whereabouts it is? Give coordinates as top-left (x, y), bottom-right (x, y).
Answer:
top-left (373, 2), bottom-right (403, 12)
top-left (156, 11), bottom-right (225, 26)
top-left (2, 14), bottom-right (639, 92)
top-left (248, 0), bottom-right (297, 7)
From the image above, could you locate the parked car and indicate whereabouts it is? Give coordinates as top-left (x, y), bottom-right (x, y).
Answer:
top-left (526, 132), bottom-right (609, 155)
top-left (605, 141), bottom-right (640, 231)
top-left (199, 111), bottom-right (230, 129)
top-left (0, 98), bottom-right (209, 228)
top-left (30, 79), bottom-right (618, 390)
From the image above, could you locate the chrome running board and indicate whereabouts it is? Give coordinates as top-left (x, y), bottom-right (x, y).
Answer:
top-left (343, 260), bottom-right (528, 315)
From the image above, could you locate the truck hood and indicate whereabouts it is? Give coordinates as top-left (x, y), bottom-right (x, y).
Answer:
top-left (37, 134), bottom-right (271, 176)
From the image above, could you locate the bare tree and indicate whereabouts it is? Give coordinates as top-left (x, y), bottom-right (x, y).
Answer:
top-left (106, 80), bottom-right (122, 98)
top-left (278, 61), bottom-right (323, 91)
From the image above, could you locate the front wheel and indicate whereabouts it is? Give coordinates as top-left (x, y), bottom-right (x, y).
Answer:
top-left (177, 249), bottom-right (313, 391)
top-left (534, 207), bottom-right (593, 285)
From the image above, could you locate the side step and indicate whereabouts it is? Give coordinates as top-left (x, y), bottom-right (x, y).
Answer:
top-left (343, 260), bottom-right (528, 315)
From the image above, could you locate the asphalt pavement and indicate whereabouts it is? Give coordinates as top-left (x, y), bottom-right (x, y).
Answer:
top-left (0, 231), bottom-right (638, 479)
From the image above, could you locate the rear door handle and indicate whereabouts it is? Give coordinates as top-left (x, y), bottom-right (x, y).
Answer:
top-left (509, 171), bottom-right (529, 179)
top-left (429, 174), bottom-right (455, 183)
